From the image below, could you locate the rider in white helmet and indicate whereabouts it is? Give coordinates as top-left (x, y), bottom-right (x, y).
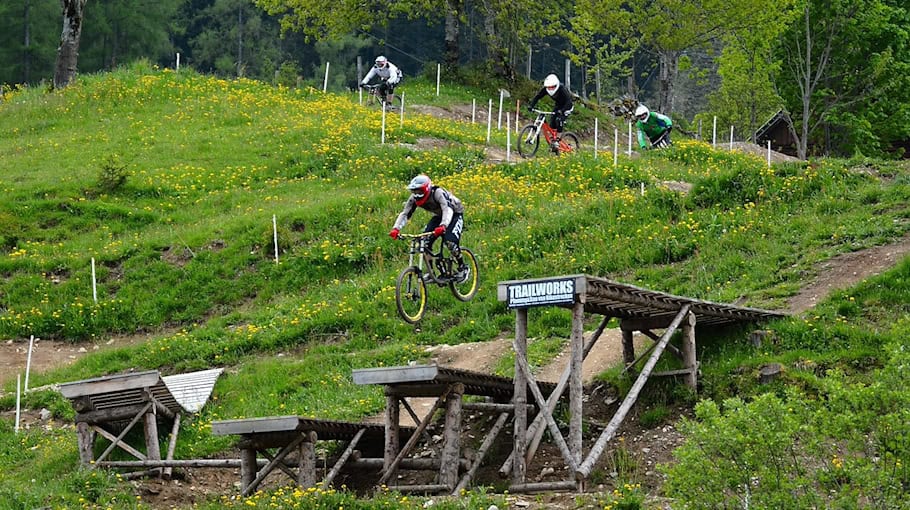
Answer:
top-left (360, 55), bottom-right (402, 103)
top-left (527, 74), bottom-right (574, 142)
top-left (634, 104), bottom-right (673, 150)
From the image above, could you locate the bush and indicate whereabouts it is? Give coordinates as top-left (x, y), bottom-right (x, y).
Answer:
top-left (96, 154), bottom-right (129, 192)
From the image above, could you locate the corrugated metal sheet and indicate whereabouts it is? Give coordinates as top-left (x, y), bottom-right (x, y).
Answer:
top-left (59, 368), bottom-right (222, 417)
top-left (162, 368), bottom-right (223, 413)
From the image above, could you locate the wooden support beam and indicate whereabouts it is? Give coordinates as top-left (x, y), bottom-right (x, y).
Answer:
top-left (76, 422), bottom-right (95, 465)
top-left (93, 424), bottom-right (147, 462)
top-left (621, 329), bottom-right (636, 375)
top-left (501, 315), bottom-right (610, 477)
top-left (322, 428), bottom-right (365, 488)
top-left (378, 388), bottom-right (449, 486)
top-left (162, 413), bottom-right (182, 479)
top-left (462, 402), bottom-right (518, 412)
top-left (639, 329), bottom-right (684, 360)
top-left (569, 301), bottom-right (584, 465)
top-left (510, 480), bottom-right (578, 493)
top-left (298, 432), bottom-right (317, 488)
top-left (94, 402), bottom-right (152, 463)
top-left (682, 311), bottom-right (697, 389)
top-left (260, 445), bottom-right (304, 482)
top-left (454, 411), bottom-right (510, 493)
top-left (576, 305), bottom-right (690, 480)
top-left (513, 342), bottom-right (578, 472)
top-left (383, 394), bottom-right (400, 476)
top-left (439, 383), bottom-right (465, 489)
top-left (384, 484), bottom-right (450, 494)
top-left (512, 308), bottom-right (528, 486)
top-left (240, 447), bottom-right (257, 492)
top-left (242, 433), bottom-right (307, 496)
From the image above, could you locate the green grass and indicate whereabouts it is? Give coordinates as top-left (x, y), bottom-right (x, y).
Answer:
top-left (1, 61), bottom-right (909, 508)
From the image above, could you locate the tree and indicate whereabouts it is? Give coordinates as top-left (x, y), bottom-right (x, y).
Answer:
top-left (775, 0), bottom-right (910, 158)
top-left (707, 0), bottom-right (797, 141)
top-left (567, 0), bottom-right (636, 101)
top-left (190, 0), bottom-right (283, 78)
top-left (53, 0), bottom-right (87, 89)
top-left (0, 0), bottom-right (59, 86)
top-left (78, 0), bottom-right (179, 71)
top-left (630, 0), bottom-right (777, 115)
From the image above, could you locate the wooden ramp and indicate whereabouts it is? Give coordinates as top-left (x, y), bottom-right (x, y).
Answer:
top-left (211, 416), bottom-right (415, 496)
top-left (352, 364), bottom-right (557, 494)
top-left (497, 274), bottom-right (787, 491)
top-left (58, 368), bottom-right (222, 478)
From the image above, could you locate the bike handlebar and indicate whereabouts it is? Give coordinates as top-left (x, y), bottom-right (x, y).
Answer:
top-left (398, 232), bottom-right (436, 240)
top-left (530, 109), bottom-right (557, 115)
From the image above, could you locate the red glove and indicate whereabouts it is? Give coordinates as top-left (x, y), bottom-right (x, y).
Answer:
top-left (433, 225), bottom-right (446, 237)
top-left (389, 228), bottom-right (400, 240)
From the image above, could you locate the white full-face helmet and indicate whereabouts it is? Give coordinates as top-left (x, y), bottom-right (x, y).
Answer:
top-left (544, 74), bottom-right (560, 96)
top-left (635, 105), bottom-right (650, 122)
top-left (375, 55), bottom-right (388, 68)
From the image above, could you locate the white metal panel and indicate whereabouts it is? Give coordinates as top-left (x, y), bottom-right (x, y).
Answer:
top-left (162, 368), bottom-right (223, 413)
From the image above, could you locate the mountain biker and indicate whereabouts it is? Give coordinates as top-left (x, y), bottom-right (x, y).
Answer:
top-left (634, 104), bottom-right (673, 150)
top-left (527, 74), bottom-right (574, 150)
top-left (389, 174), bottom-right (468, 282)
top-left (360, 55), bottom-right (401, 104)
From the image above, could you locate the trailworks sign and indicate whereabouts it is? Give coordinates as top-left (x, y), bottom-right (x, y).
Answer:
top-left (506, 278), bottom-right (576, 309)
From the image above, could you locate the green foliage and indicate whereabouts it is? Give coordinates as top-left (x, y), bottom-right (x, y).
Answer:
top-left (638, 405), bottom-right (670, 429)
top-left (96, 154), bottom-right (130, 192)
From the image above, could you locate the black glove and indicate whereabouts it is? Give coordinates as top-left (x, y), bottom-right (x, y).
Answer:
top-left (527, 104), bottom-right (534, 113)
top-left (555, 110), bottom-right (563, 116)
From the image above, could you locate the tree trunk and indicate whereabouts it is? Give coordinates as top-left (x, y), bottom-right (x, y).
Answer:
top-left (657, 49), bottom-right (679, 114)
top-left (443, 0), bottom-right (461, 72)
top-left (53, 0), bottom-right (87, 90)
top-left (24, 0), bottom-right (32, 83)
top-left (481, 0), bottom-right (513, 82)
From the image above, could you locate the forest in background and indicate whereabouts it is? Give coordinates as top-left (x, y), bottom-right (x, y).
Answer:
top-left (0, 0), bottom-right (909, 159)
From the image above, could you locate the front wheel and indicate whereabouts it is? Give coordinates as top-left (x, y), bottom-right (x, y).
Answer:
top-left (556, 132), bottom-right (580, 155)
top-left (396, 266), bottom-right (427, 324)
top-left (517, 125), bottom-right (540, 158)
top-left (449, 249), bottom-right (479, 302)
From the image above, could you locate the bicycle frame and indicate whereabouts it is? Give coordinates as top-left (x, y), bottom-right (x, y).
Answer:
top-left (404, 232), bottom-right (451, 285)
top-left (524, 109), bottom-right (575, 153)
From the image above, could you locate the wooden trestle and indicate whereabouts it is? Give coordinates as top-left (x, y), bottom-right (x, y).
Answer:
top-left (351, 365), bottom-right (557, 494)
top-left (497, 274), bottom-right (786, 491)
top-left (58, 368), bottom-right (222, 479)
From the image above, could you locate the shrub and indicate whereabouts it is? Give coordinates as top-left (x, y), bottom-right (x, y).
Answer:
top-left (96, 154), bottom-right (129, 192)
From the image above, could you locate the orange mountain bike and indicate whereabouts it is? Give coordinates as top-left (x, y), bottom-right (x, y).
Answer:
top-left (517, 109), bottom-right (580, 158)
top-left (394, 232), bottom-right (479, 324)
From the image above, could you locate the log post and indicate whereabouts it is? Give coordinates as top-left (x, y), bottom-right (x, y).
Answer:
top-left (621, 328), bottom-right (636, 375)
top-left (298, 431), bottom-right (317, 488)
top-left (512, 307), bottom-right (529, 486)
top-left (439, 382), bottom-right (464, 489)
top-left (76, 421), bottom-right (95, 465)
top-left (569, 301), bottom-right (584, 464)
top-left (682, 311), bottom-right (697, 390)
top-left (240, 447), bottom-right (257, 493)
top-left (383, 393), bottom-right (400, 478)
top-left (144, 403), bottom-right (162, 477)
top-left (162, 414), bottom-right (181, 480)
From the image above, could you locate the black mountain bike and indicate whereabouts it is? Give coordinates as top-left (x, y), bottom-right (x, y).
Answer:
top-left (395, 232), bottom-right (479, 324)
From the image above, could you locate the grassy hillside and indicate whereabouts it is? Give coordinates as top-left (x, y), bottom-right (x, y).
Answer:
top-left (1, 62), bottom-right (909, 509)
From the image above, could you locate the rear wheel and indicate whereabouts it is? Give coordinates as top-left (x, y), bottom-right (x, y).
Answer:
top-left (396, 266), bottom-right (427, 324)
top-left (449, 249), bottom-right (479, 302)
top-left (517, 125), bottom-right (540, 158)
top-left (376, 94), bottom-right (402, 111)
top-left (556, 132), bottom-right (580, 155)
